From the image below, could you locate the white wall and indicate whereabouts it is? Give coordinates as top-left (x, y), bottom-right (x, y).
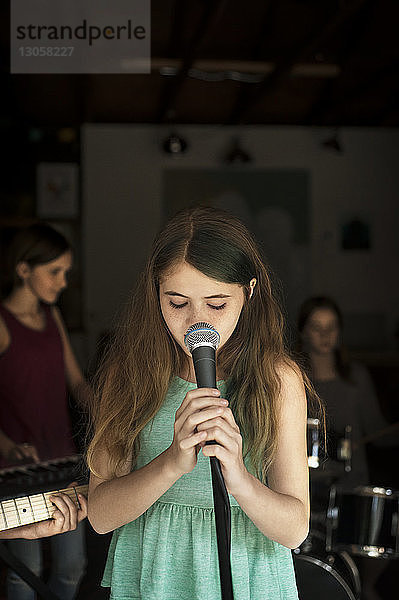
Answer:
top-left (82, 124), bottom-right (399, 361)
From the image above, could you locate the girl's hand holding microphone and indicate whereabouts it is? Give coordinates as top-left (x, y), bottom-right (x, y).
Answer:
top-left (167, 387), bottom-right (229, 476)
top-left (197, 403), bottom-right (248, 496)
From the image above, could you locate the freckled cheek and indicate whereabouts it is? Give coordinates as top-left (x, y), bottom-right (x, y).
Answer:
top-left (163, 313), bottom-right (193, 356)
top-left (214, 307), bottom-right (243, 348)
top-left (162, 308), bottom-right (186, 339)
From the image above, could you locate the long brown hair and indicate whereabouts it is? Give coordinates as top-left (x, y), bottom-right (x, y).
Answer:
top-left (87, 207), bottom-right (312, 480)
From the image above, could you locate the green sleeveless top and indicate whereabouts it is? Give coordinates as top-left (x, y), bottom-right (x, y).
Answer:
top-left (102, 377), bottom-right (299, 600)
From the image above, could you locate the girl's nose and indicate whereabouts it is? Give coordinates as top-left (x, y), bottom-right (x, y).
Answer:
top-left (59, 273), bottom-right (67, 289)
top-left (188, 306), bottom-right (204, 325)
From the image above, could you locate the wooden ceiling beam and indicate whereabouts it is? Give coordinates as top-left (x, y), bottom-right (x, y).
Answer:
top-left (165, 0), bottom-right (189, 59)
top-left (247, 0), bottom-right (276, 61)
top-left (228, 0), bottom-right (276, 121)
top-left (306, 0), bottom-right (375, 125)
top-left (156, 0), bottom-right (229, 123)
top-left (309, 61), bottom-right (399, 126)
top-left (152, 58), bottom-right (340, 78)
top-left (226, 0), bottom-right (369, 125)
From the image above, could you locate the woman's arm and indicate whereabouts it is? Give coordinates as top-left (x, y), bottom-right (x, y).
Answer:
top-left (88, 387), bottom-right (227, 534)
top-left (51, 306), bottom-right (93, 408)
top-left (201, 363), bottom-right (309, 549)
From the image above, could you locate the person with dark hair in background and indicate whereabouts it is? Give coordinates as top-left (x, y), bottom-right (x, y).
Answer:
top-left (0, 223), bottom-right (90, 599)
top-left (297, 296), bottom-right (391, 489)
top-left (297, 295), bottom-right (397, 600)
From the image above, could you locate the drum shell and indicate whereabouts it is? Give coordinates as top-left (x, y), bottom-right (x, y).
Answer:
top-left (326, 485), bottom-right (399, 558)
top-left (293, 548), bottom-right (360, 600)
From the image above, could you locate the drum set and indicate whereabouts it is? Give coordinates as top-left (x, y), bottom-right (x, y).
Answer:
top-left (292, 419), bottom-right (399, 599)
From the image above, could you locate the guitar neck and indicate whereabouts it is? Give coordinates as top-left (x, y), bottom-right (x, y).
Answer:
top-left (0, 484), bottom-right (88, 532)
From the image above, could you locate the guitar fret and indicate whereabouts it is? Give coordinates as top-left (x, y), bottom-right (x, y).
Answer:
top-left (28, 495), bottom-right (34, 522)
top-left (14, 499), bottom-right (21, 526)
top-left (0, 502), bottom-right (6, 530)
top-left (2, 500), bottom-right (21, 529)
top-left (15, 496), bottom-right (34, 526)
top-left (0, 484), bottom-right (88, 531)
top-left (30, 493), bottom-right (53, 522)
top-left (43, 493), bottom-right (54, 519)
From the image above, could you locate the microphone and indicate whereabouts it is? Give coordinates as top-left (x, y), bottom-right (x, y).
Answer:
top-left (184, 321), bottom-right (226, 455)
top-left (184, 322), bottom-right (220, 390)
top-left (184, 321), bottom-right (234, 599)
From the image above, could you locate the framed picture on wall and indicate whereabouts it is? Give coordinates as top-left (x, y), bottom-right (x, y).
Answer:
top-left (36, 162), bottom-right (79, 219)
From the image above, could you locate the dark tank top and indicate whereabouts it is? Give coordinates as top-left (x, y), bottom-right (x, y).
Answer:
top-left (0, 303), bottom-right (76, 464)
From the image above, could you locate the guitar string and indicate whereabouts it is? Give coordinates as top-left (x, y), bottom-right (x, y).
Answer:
top-left (0, 485), bottom-right (87, 527)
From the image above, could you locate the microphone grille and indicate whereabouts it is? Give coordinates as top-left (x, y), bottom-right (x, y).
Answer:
top-left (184, 322), bottom-right (220, 353)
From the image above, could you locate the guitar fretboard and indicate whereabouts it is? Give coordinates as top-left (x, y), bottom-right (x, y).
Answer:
top-left (0, 484), bottom-right (88, 532)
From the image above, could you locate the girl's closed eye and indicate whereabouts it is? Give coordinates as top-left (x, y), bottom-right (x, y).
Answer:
top-left (208, 303), bottom-right (226, 311)
top-left (168, 301), bottom-right (226, 311)
top-left (169, 300), bottom-right (188, 309)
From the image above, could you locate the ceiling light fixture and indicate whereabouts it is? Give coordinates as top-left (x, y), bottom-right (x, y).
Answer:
top-left (322, 129), bottom-right (343, 153)
top-left (162, 132), bottom-right (188, 154)
top-left (224, 137), bottom-right (252, 164)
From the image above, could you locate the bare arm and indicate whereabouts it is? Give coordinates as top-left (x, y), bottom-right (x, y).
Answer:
top-left (201, 364), bottom-right (309, 549)
top-left (51, 306), bottom-right (93, 409)
top-left (88, 448), bottom-right (180, 534)
top-left (88, 388), bottom-right (227, 534)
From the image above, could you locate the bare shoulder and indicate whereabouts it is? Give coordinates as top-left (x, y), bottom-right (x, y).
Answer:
top-left (276, 357), bottom-right (303, 381)
top-left (0, 314), bottom-right (10, 354)
top-left (275, 358), bottom-right (307, 412)
top-left (89, 443), bottom-right (132, 482)
top-left (88, 446), bottom-right (113, 486)
top-left (89, 444), bottom-right (132, 495)
top-left (276, 358), bottom-right (305, 391)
